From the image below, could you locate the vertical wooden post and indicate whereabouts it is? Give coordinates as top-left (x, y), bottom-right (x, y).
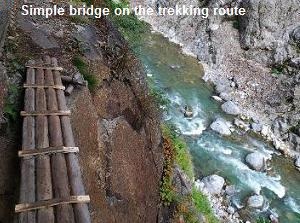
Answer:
top-left (35, 67), bottom-right (55, 223)
top-left (52, 57), bottom-right (91, 223)
top-left (19, 67), bottom-right (36, 223)
top-left (45, 65), bottom-right (75, 223)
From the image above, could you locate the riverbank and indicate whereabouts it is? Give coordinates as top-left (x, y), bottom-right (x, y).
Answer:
top-left (130, 0), bottom-right (300, 169)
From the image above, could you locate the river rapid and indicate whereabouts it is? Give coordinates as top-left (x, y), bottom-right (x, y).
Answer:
top-left (132, 31), bottom-right (300, 222)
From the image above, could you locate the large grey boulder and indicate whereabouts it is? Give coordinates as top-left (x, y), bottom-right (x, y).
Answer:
top-left (201, 174), bottom-right (225, 195)
top-left (251, 123), bottom-right (263, 132)
top-left (291, 26), bottom-right (300, 44)
top-left (295, 157), bottom-right (300, 168)
top-left (221, 101), bottom-right (241, 115)
top-left (210, 118), bottom-right (232, 136)
top-left (247, 195), bottom-right (264, 208)
top-left (245, 152), bottom-right (267, 171)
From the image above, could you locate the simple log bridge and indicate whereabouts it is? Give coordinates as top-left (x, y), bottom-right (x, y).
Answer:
top-left (17, 56), bottom-right (91, 223)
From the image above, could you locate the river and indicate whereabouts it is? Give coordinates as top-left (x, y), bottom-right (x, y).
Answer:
top-left (131, 31), bottom-right (300, 222)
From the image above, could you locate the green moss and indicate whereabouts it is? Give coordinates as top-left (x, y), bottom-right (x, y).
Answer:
top-left (105, 0), bottom-right (150, 46)
top-left (73, 55), bottom-right (99, 91)
top-left (3, 83), bottom-right (22, 132)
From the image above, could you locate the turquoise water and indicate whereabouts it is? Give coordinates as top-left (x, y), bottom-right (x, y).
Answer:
top-left (134, 32), bottom-right (300, 222)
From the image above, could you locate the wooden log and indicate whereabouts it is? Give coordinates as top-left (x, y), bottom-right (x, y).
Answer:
top-left (52, 57), bottom-right (91, 223)
top-left (25, 65), bottom-right (64, 71)
top-left (65, 84), bottom-right (74, 96)
top-left (23, 84), bottom-right (66, 90)
top-left (19, 67), bottom-right (36, 223)
top-left (15, 196), bottom-right (91, 213)
top-left (20, 110), bottom-right (71, 116)
top-left (61, 75), bottom-right (73, 83)
top-left (19, 146), bottom-right (79, 158)
top-left (45, 67), bottom-right (75, 223)
top-left (35, 68), bottom-right (55, 223)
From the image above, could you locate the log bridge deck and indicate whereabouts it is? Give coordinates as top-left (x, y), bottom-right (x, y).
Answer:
top-left (16, 56), bottom-right (91, 223)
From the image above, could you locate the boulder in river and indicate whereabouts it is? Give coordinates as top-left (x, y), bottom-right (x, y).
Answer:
top-left (245, 152), bottom-right (268, 171)
top-left (183, 105), bottom-right (193, 118)
top-left (221, 101), bottom-right (241, 115)
top-left (247, 195), bottom-right (264, 208)
top-left (201, 174), bottom-right (225, 195)
top-left (210, 118), bottom-right (232, 136)
top-left (295, 157), bottom-right (300, 169)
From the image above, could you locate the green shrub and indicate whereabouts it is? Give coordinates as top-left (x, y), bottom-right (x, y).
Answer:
top-left (105, 0), bottom-right (149, 45)
top-left (162, 124), bottom-right (194, 179)
top-left (257, 217), bottom-right (271, 223)
top-left (73, 56), bottom-right (99, 91)
top-left (149, 88), bottom-right (170, 108)
top-left (192, 188), bottom-right (219, 223)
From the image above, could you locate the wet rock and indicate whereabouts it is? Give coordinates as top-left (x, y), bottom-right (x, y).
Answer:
top-left (201, 174), bottom-right (225, 195)
top-left (245, 152), bottom-right (268, 171)
top-left (219, 92), bottom-right (232, 101)
top-left (251, 122), bottom-right (263, 132)
top-left (227, 206), bottom-right (235, 215)
top-left (184, 105), bottom-right (193, 118)
top-left (295, 157), bottom-right (300, 168)
top-left (210, 118), bottom-right (232, 136)
top-left (290, 57), bottom-right (300, 69)
top-left (212, 95), bottom-right (223, 102)
top-left (247, 195), bottom-right (264, 208)
top-left (270, 214), bottom-right (279, 223)
top-left (221, 101), bottom-right (241, 115)
top-left (234, 118), bottom-right (249, 131)
top-left (289, 133), bottom-right (300, 152)
top-left (225, 185), bottom-right (237, 196)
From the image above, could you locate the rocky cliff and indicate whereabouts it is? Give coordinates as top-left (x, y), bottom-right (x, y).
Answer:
top-left (131, 0), bottom-right (300, 159)
top-left (0, 0), bottom-right (164, 222)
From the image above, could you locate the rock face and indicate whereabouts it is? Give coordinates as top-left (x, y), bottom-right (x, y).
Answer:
top-left (210, 118), bottom-right (232, 136)
top-left (201, 174), bottom-right (225, 195)
top-left (247, 195), bottom-right (264, 208)
top-left (221, 101), bottom-right (241, 115)
top-left (245, 152), bottom-right (267, 171)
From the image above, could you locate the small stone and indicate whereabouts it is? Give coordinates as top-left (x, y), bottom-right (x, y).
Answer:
top-left (55, 30), bottom-right (64, 38)
top-left (212, 95), bottom-right (223, 102)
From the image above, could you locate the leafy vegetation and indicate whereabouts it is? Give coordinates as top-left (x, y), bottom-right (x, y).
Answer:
top-left (160, 124), bottom-right (218, 223)
top-left (256, 217), bottom-right (271, 223)
top-left (162, 124), bottom-right (194, 179)
top-left (4, 84), bottom-right (21, 122)
top-left (73, 55), bottom-right (99, 91)
top-left (192, 188), bottom-right (219, 223)
top-left (105, 0), bottom-right (150, 45)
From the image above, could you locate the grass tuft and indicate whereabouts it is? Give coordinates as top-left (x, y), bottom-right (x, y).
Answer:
top-left (73, 55), bottom-right (99, 92)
